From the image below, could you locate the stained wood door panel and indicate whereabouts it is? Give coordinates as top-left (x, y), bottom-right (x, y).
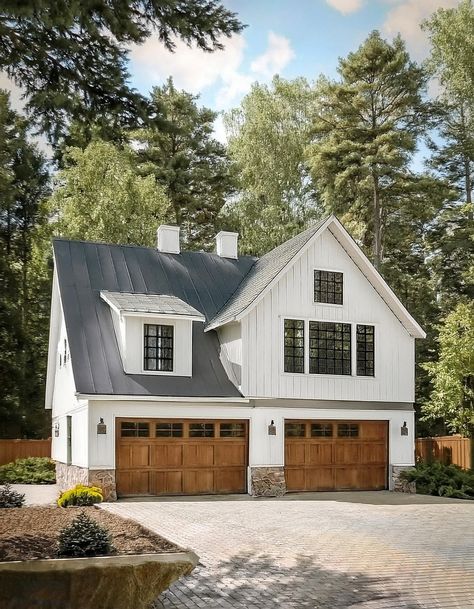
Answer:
top-left (116, 419), bottom-right (248, 497)
top-left (284, 420), bottom-right (388, 492)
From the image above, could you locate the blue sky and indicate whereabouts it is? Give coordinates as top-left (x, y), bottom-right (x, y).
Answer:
top-left (129, 0), bottom-right (459, 141)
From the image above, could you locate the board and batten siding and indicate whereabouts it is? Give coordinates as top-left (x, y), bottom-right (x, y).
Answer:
top-left (241, 228), bottom-right (415, 403)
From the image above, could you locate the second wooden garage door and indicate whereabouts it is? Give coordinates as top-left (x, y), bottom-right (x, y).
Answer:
top-left (116, 419), bottom-right (248, 497)
top-left (285, 420), bottom-right (388, 491)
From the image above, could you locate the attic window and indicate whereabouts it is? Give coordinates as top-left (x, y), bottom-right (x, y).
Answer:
top-left (314, 270), bottom-right (343, 305)
top-left (144, 324), bottom-right (174, 372)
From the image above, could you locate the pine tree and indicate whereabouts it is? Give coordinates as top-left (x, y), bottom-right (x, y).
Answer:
top-left (133, 79), bottom-right (235, 250)
top-left (0, 1), bottom-right (243, 146)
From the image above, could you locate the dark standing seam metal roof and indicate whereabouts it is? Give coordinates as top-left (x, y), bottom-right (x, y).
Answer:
top-left (207, 218), bottom-right (328, 329)
top-left (53, 239), bottom-right (256, 397)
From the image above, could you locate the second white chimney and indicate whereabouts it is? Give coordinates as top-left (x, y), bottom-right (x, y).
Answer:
top-left (157, 225), bottom-right (180, 254)
top-left (216, 231), bottom-right (238, 259)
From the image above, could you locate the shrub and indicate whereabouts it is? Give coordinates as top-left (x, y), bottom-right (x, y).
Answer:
top-left (400, 461), bottom-right (474, 499)
top-left (57, 484), bottom-right (103, 507)
top-left (0, 457), bottom-right (56, 484)
top-left (57, 511), bottom-right (114, 557)
top-left (0, 483), bottom-right (26, 508)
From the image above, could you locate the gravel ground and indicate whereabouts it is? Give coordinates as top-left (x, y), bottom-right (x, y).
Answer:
top-left (0, 506), bottom-right (181, 561)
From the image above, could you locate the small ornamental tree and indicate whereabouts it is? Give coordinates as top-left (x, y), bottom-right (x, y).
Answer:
top-left (422, 302), bottom-right (474, 436)
top-left (58, 511), bottom-right (114, 557)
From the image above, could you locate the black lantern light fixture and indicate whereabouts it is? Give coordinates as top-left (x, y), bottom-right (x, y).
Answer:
top-left (268, 420), bottom-right (276, 436)
top-left (401, 421), bottom-right (408, 436)
top-left (97, 418), bottom-right (107, 435)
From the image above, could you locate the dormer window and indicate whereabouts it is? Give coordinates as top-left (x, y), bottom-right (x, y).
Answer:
top-left (314, 270), bottom-right (343, 305)
top-left (144, 324), bottom-right (174, 372)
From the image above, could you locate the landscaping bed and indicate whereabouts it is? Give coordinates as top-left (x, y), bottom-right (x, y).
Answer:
top-left (0, 506), bottom-right (181, 562)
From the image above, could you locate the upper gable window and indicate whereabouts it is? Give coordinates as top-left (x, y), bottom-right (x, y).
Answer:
top-left (144, 324), bottom-right (174, 372)
top-left (314, 270), bottom-right (343, 305)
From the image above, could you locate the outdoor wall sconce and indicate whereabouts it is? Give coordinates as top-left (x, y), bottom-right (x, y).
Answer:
top-left (401, 421), bottom-right (408, 436)
top-left (268, 420), bottom-right (276, 436)
top-left (54, 423), bottom-right (59, 437)
top-left (97, 418), bottom-right (107, 435)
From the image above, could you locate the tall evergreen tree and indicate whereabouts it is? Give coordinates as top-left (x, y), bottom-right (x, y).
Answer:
top-left (223, 77), bottom-right (320, 255)
top-left (133, 79), bottom-right (235, 250)
top-left (0, 1), bottom-right (243, 146)
top-left (0, 90), bottom-right (50, 437)
top-left (307, 31), bottom-right (433, 270)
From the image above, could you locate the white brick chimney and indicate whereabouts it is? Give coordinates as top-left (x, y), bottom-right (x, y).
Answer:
top-left (216, 231), bottom-right (238, 259)
top-left (157, 225), bottom-right (180, 254)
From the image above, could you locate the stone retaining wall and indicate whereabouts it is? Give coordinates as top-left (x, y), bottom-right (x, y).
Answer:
top-left (391, 465), bottom-right (416, 493)
top-left (55, 463), bottom-right (117, 501)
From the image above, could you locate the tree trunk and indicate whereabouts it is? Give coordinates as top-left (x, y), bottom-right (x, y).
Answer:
top-left (372, 174), bottom-right (382, 270)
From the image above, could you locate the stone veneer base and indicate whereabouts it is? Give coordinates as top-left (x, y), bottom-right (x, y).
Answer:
top-left (391, 465), bottom-right (416, 493)
top-left (250, 466), bottom-right (286, 497)
top-left (56, 463), bottom-right (117, 501)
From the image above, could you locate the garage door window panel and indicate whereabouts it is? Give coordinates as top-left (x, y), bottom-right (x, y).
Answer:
top-left (121, 422), bottom-right (150, 437)
top-left (285, 422), bottom-right (306, 437)
top-left (189, 423), bottom-right (215, 438)
top-left (220, 423), bottom-right (246, 437)
top-left (156, 422), bottom-right (183, 437)
top-left (337, 423), bottom-right (359, 438)
top-left (311, 423), bottom-right (333, 437)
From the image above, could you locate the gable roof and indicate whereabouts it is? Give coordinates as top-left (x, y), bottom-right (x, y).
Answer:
top-left (53, 238), bottom-right (256, 397)
top-left (207, 215), bottom-right (426, 339)
top-left (206, 217), bottom-right (329, 331)
top-left (100, 291), bottom-right (205, 319)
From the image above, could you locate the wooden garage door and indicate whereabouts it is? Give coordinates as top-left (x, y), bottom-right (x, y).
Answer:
top-left (285, 420), bottom-right (388, 491)
top-left (116, 419), bottom-right (248, 497)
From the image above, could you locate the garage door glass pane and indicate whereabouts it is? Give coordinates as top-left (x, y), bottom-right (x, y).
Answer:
top-left (156, 423), bottom-right (183, 437)
top-left (337, 424), bottom-right (359, 437)
top-left (121, 422), bottom-right (149, 437)
top-left (220, 423), bottom-right (246, 437)
top-left (285, 423), bottom-right (306, 437)
top-left (311, 423), bottom-right (333, 437)
top-left (189, 423), bottom-right (214, 437)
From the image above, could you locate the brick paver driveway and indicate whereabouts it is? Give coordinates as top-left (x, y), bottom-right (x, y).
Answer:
top-left (103, 492), bottom-right (474, 609)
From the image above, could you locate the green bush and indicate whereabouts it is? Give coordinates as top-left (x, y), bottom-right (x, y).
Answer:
top-left (57, 511), bottom-right (114, 557)
top-left (0, 457), bottom-right (56, 484)
top-left (57, 484), bottom-right (103, 507)
top-left (0, 483), bottom-right (25, 508)
top-left (401, 461), bottom-right (474, 499)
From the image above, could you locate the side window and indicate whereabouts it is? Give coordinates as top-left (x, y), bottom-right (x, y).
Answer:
top-left (356, 325), bottom-right (375, 376)
top-left (309, 321), bottom-right (351, 375)
top-left (284, 319), bottom-right (304, 373)
top-left (314, 270), bottom-right (343, 305)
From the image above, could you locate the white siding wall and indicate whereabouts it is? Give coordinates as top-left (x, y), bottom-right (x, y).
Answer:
top-left (123, 315), bottom-right (193, 376)
top-left (87, 400), bottom-right (415, 488)
top-left (218, 322), bottom-right (242, 387)
top-left (242, 228), bottom-right (415, 402)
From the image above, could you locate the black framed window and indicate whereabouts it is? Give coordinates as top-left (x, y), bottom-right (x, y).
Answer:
top-left (155, 422), bottom-right (183, 437)
top-left (144, 324), bottom-right (173, 372)
top-left (311, 423), bottom-right (333, 437)
top-left (356, 325), bottom-right (375, 376)
top-left (284, 319), bottom-right (304, 373)
top-left (189, 423), bottom-right (214, 438)
top-left (121, 421), bottom-right (149, 437)
top-left (314, 270), bottom-right (343, 305)
top-left (309, 321), bottom-right (351, 375)
top-left (338, 423), bottom-right (359, 438)
top-left (285, 423), bottom-right (306, 437)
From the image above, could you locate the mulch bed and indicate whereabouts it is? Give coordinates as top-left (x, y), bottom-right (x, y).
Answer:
top-left (0, 506), bottom-right (182, 562)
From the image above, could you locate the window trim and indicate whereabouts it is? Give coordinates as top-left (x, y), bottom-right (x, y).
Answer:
top-left (281, 317), bottom-right (378, 379)
top-left (313, 267), bottom-right (344, 307)
top-left (141, 320), bottom-right (176, 375)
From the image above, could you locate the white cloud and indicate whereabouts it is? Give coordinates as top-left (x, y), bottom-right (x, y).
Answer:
top-left (383, 0), bottom-right (459, 60)
top-left (325, 0), bottom-right (365, 15)
top-left (250, 32), bottom-right (295, 79)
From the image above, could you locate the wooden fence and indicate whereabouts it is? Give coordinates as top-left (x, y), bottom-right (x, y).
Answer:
top-left (0, 439), bottom-right (51, 466)
top-left (416, 436), bottom-right (472, 470)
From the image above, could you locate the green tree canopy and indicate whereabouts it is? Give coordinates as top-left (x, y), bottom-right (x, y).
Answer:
top-left (223, 76), bottom-right (321, 255)
top-left (133, 78), bottom-right (235, 250)
top-left (307, 31), bottom-right (432, 270)
top-left (0, 0), bottom-right (243, 145)
top-left (49, 140), bottom-right (169, 246)
top-left (422, 303), bottom-right (474, 436)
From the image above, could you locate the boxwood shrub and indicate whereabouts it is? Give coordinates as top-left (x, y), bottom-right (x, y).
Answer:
top-left (0, 457), bottom-right (56, 484)
top-left (401, 462), bottom-right (474, 499)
